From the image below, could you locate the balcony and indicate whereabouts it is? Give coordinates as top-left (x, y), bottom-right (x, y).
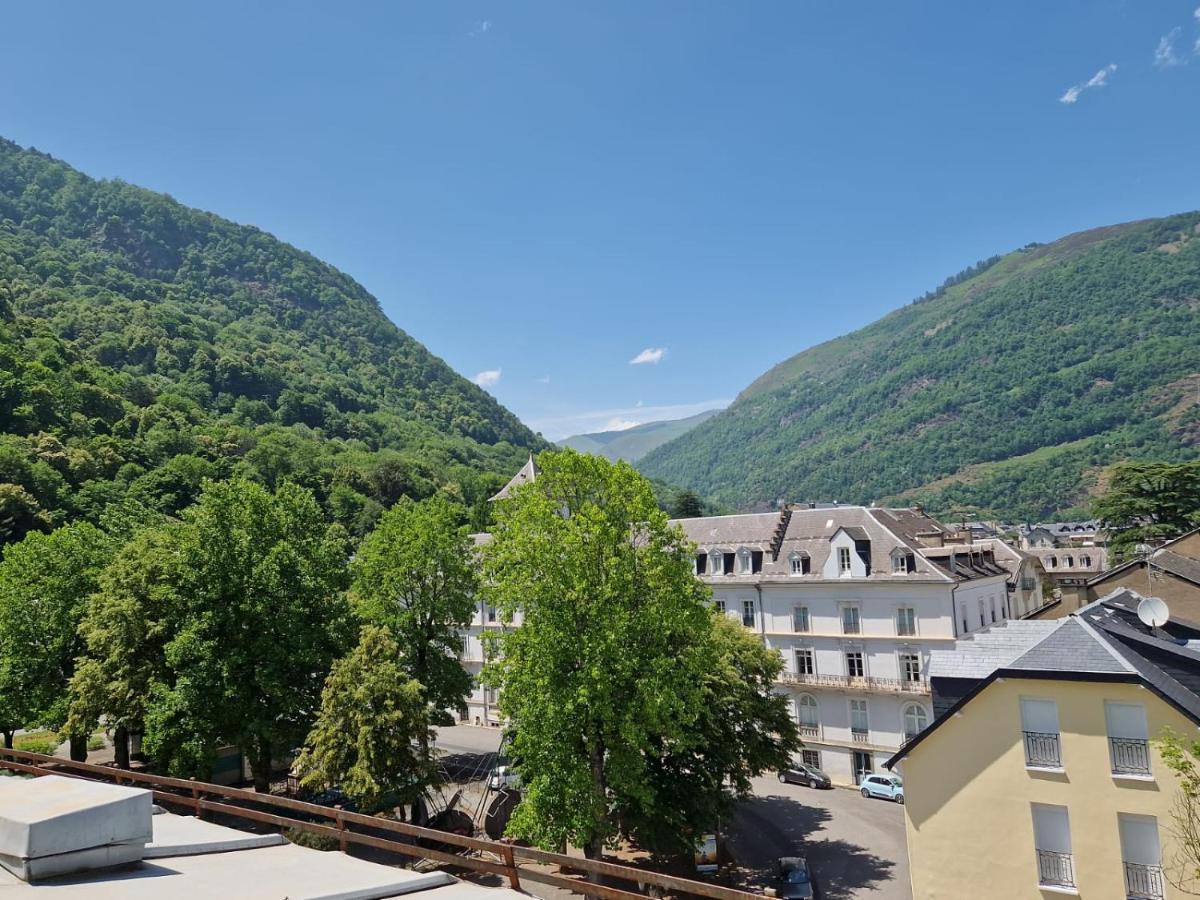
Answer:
top-left (1111, 737), bottom-right (1152, 776)
top-left (851, 729), bottom-right (870, 744)
top-left (798, 724), bottom-right (820, 740)
top-left (1124, 861), bottom-right (1165, 899)
top-left (1023, 730), bottom-right (1062, 769)
top-left (778, 672), bottom-right (931, 694)
top-left (1036, 850), bottom-right (1075, 890)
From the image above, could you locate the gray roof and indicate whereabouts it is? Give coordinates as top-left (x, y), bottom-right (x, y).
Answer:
top-left (928, 620), bottom-right (1061, 679)
top-left (489, 455), bottom-right (538, 502)
top-left (1152, 550), bottom-right (1200, 586)
top-left (1007, 618), bottom-right (1132, 674)
top-left (672, 512), bottom-right (782, 547)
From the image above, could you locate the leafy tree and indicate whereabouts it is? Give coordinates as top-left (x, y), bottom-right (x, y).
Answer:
top-left (0, 522), bottom-right (115, 756)
top-left (482, 450), bottom-right (713, 862)
top-left (620, 616), bottom-right (801, 862)
top-left (68, 524), bottom-right (183, 768)
top-left (0, 482), bottom-right (51, 545)
top-left (1155, 727), bottom-right (1200, 893)
top-left (1093, 461), bottom-right (1200, 561)
top-left (668, 489), bottom-right (704, 519)
top-left (294, 626), bottom-right (436, 812)
top-left (352, 493), bottom-right (478, 737)
top-left (142, 479), bottom-right (352, 790)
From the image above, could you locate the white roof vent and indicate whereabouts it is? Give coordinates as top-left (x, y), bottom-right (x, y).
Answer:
top-left (0, 775), bottom-right (152, 882)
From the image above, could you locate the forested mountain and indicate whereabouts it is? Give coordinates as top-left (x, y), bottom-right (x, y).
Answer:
top-left (559, 409), bottom-right (720, 462)
top-left (640, 215), bottom-right (1200, 520)
top-left (0, 138), bottom-right (546, 544)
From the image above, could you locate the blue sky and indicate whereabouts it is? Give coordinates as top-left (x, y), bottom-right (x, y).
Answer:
top-left (3, 2), bottom-right (1200, 440)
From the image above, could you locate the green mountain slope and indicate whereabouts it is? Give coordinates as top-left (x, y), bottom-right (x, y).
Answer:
top-left (639, 215), bottom-right (1200, 520)
top-left (559, 409), bottom-right (720, 462)
top-left (0, 138), bottom-right (545, 544)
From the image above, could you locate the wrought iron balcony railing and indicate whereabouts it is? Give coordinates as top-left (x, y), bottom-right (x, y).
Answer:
top-left (1110, 736), bottom-right (1151, 776)
top-left (778, 671), bottom-right (931, 694)
top-left (1036, 850), bottom-right (1075, 889)
top-left (1023, 731), bottom-right (1062, 768)
top-left (1124, 861), bottom-right (1164, 899)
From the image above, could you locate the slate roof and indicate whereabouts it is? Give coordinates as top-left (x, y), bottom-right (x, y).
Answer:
top-left (1152, 550), bottom-right (1200, 586)
top-left (488, 454), bottom-right (539, 502)
top-left (888, 586), bottom-right (1200, 769)
top-left (672, 512), bottom-right (782, 547)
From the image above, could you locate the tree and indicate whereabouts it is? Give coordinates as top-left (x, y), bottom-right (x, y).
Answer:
top-left (619, 616), bottom-right (801, 862)
top-left (294, 626), bottom-right (436, 812)
top-left (1093, 461), bottom-right (1200, 562)
top-left (0, 522), bottom-right (115, 757)
top-left (68, 525), bottom-right (183, 769)
top-left (352, 493), bottom-right (478, 736)
top-left (481, 450), bottom-right (713, 862)
top-left (669, 489), bottom-right (705, 519)
top-left (1155, 727), bottom-right (1200, 893)
top-left (142, 479), bottom-right (352, 790)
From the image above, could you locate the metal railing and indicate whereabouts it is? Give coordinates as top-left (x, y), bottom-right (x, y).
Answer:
top-left (1023, 731), bottom-right (1062, 768)
top-left (1036, 850), bottom-right (1075, 889)
top-left (1124, 861), bottom-right (1165, 899)
top-left (778, 671), bottom-right (931, 694)
top-left (0, 748), bottom-right (763, 900)
top-left (1110, 737), bottom-right (1152, 776)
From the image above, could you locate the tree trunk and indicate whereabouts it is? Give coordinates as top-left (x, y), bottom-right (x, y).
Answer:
top-left (250, 737), bottom-right (272, 793)
top-left (584, 730), bottom-right (607, 881)
top-left (69, 733), bottom-right (88, 762)
top-left (114, 724), bottom-right (130, 770)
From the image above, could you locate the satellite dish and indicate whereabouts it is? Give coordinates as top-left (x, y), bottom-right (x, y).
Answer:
top-left (1137, 596), bottom-right (1170, 628)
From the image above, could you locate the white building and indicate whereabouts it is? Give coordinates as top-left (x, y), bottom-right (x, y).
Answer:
top-left (675, 505), bottom-right (1012, 786)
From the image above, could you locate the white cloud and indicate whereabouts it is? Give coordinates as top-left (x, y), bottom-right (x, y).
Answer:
top-left (629, 347), bottom-right (666, 365)
top-left (603, 417), bottom-right (641, 432)
top-left (469, 20), bottom-right (491, 37)
top-left (471, 368), bottom-right (502, 387)
top-left (535, 374), bottom-right (551, 384)
top-left (1059, 63), bottom-right (1117, 104)
top-left (1156, 28), bottom-right (1183, 67)
top-left (528, 399), bottom-right (729, 441)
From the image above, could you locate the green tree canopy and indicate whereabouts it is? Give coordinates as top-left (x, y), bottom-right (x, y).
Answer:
top-left (481, 450), bottom-right (715, 861)
top-left (1093, 461), bottom-right (1200, 561)
top-left (352, 493), bottom-right (478, 730)
top-left (294, 625), bottom-right (436, 813)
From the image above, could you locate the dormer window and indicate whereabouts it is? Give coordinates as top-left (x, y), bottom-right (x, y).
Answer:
top-left (1047, 555), bottom-right (1057, 569)
top-left (891, 549), bottom-right (917, 574)
top-left (838, 546), bottom-right (852, 575)
top-left (722, 552), bottom-right (735, 575)
top-left (738, 548), bottom-right (756, 575)
top-left (695, 553), bottom-right (708, 575)
top-left (790, 552), bottom-right (811, 575)
top-left (1063, 555), bottom-right (1074, 568)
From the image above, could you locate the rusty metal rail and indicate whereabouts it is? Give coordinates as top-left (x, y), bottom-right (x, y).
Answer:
top-left (0, 748), bottom-right (760, 900)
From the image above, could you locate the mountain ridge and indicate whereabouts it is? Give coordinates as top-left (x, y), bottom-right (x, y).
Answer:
top-left (558, 409), bottom-right (720, 462)
top-left (639, 214), bottom-right (1200, 520)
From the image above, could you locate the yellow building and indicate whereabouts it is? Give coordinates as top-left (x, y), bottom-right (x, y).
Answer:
top-left (887, 588), bottom-right (1200, 899)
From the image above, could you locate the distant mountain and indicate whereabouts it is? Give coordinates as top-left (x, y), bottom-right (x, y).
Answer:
top-left (0, 138), bottom-right (546, 544)
top-left (559, 409), bottom-right (720, 462)
top-left (639, 214), bottom-right (1200, 520)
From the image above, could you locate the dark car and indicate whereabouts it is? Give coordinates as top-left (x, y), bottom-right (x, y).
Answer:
top-left (777, 762), bottom-right (831, 789)
top-left (775, 856), bottom-right (816, 900)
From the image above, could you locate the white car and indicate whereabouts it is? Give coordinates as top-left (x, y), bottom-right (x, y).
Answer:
top-left (487, 765), bottom-right (521, 791)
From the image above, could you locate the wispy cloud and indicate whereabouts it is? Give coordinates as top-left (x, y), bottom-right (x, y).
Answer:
top-left (535, 374), bottom-right (551, 384)
top-left (469, 19), bottom-right (491, 38)
top-left (528, 399), bottom-right (728, 441)
top-left (471, 368), bottom-right (502, 387)
top-left (629, 347), bottom-right (666, 366)
top-left (1156, 27), bottom-right (1183, 67)
top-left (603, 417), bottom-right (641, 432)
top-left (1059, 63), bottom-right (1117, 104)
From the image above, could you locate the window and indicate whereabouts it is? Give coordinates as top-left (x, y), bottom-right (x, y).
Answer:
top-left (487, 604), bottom-right (497, 623)
top-left (849, 699), bottom-right (869, 737)
top-left (845, 651), bottom-right (864, 678)
top-left (695, 554), bottom-right (708, 575)
top-left (738, 548), bottom-right (752, 574)
top-left (796, 694), bottom-right (819, 736)
top-left (484, 686), bottom-right (497, 706)
top-left (742, 599), bottom-right (756, 628)
top-left (896, 607), bottom-right (916, 636)
top-left (900, 652), bottom-right (921, 683)
top-left (1047, 555), bottom-right (1057, 569)
top-left (792, 606), bottom-right (810, 633)
top-left (722, 553), bottom-right (735, 575)
top-left (961, 608), bottom-right (968, 633)
top-left (714, 599), bottom-right (726, 615)
top-left (852, 750), bottom-right (872, 783)
top-left (1063, 555), bottom-right (1074, 568)
top-left (710, 551), bottom-right (722, 575)
top-left (751, 550), bottom-right (764, 574)
top-left (795, 648), bottom-right (815, 676)
top-left (903, 704), bottom-right (928, 741)
top-left (1020, 698), bottom-right (1062, 769)
top-left (891, 550), bottom-right (916, 574)
top-left (1119, 814), bottom-right (1164, 899)
top-left (838, 546), bottom-right (853, 575)
top-left (841, 605), bottom-right (861, 635)
top-left (1081, 554), bottom-right (1092, 568)
top-left (990, 598), bottom-right (997, 623)
top-left (978, 599), bottom-right (987, 629)
top-left (790, 552), bottom-right (810, 575)
top-left (801, 749), bottom-right (821, 769)
top-left (1032, 804), bottom-right (1074, 890)
top-left (1106, 701), bottom-right (1151, 776)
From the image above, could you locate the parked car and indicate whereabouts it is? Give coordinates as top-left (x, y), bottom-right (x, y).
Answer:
top-left (859, 773), bottom-right (904, 804)
top-left (777, 763), bottom-right (832, 789)
top-left (488, 764), bottom-right (521, 791)
top-left (774, 856), bottom-right (817, 900)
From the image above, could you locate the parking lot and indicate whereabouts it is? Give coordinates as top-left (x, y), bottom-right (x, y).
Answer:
top-left (727, 775), bottom-right (909, 900)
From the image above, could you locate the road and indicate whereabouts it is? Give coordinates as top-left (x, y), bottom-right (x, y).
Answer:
top-left (433, 727), bottom-right (910, 900)
top-left (729, 776), bottom-right (909, 900)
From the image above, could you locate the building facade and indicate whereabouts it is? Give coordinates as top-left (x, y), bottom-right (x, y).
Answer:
top-left (889, 588), bottom-right (1198, 899)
